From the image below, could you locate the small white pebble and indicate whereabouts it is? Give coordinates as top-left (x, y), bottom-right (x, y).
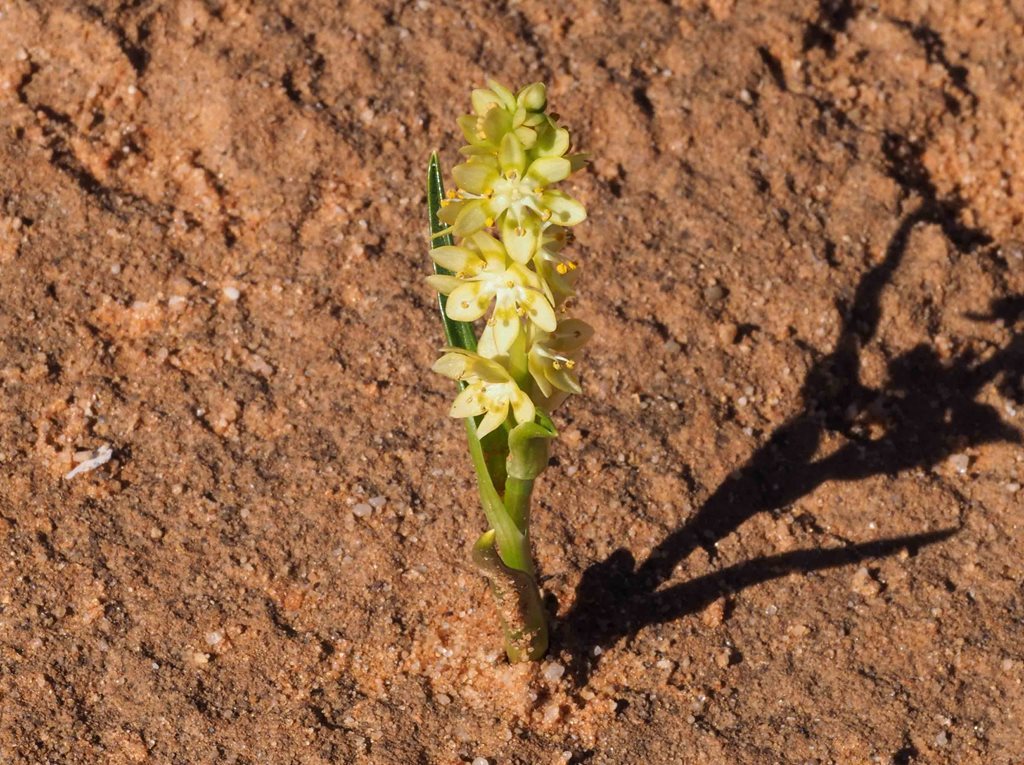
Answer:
top-left (541, 703), bottom-right (560, 723)
top-left (565, 464), bottom-right (578, 476)
top-left (765, 604), bottom-right (778, 616)
top-left (1005, 482), bottom-right (1020, 493)
top-left (110, 263), bottom-right (121, 274)
top-left (543, 662), bottom-right (565, 681)
top-left (436, 692), bottom-right (451, 705)
top-left (949, 453), bottom-right (970, 474)
top-left (655, 658), bottom-right (674, 670)
top-left (472, 758), bottom-right (489, 765)
top-left (934, 730), bottom-right (948, 747)
top-left (205, 631), bottom-right (223, 646)
top-left (368, 495), bottom-right (387, 509)
top-left (352, 503), bottom-right (372, 518)
top-left (223, 286), bottom-right (240, 301)
top-left (592, 646), bottom-right (603, 657)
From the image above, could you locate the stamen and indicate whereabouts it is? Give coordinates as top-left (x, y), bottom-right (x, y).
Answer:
top-left (556, 263), bottom-right (568, 275)
top-left (568, 261), bottom-right (578, 271)
top-left (565, 360), bottom-right (576, 369)
top-left (552, 361), bottom-right (561, 370)
top-left (505, 280), bottom-right (515, 288)
top-left (485, 217), bottom-right (494, 227)
top-left (460, 301), bottom-right (470, 308)
top-left (541, 210), bottom-right (552, 221)
top-left (446, 190), bottom-right (456, 199)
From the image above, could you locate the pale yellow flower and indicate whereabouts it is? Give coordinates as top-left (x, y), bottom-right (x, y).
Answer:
top-left (432, 349), bottom-right (536, 437)
top-left (427, 232), bottom-right (556, 353)
top-left (527, 318), bottom-right (593, 398)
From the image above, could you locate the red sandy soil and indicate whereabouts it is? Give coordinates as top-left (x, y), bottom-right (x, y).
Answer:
top-left (1, 1), bottom-right (1022, 763)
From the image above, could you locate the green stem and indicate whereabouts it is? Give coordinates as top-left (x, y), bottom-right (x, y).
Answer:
top-left (503, 476), bottom-right (534, 533)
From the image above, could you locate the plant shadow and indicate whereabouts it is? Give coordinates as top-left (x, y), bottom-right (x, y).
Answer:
top-left (557, 143), bottom-right (1023, 685)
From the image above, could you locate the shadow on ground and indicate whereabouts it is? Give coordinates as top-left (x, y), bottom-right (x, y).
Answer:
top-left (557, 136), bottom-right (1023, 686)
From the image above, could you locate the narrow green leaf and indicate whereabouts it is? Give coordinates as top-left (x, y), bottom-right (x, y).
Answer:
top-left (427, 153), bottom-right (477, 352)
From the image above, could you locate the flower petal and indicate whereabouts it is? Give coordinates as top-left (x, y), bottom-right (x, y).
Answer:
top-left (510, 389), bottom-right (536, 426)
top-left (553, 318), bottom-right (594, 351)
top-left (446, 281), bottom-right (491, 321)
top-left (501, 210), bottom-right (540, 264)
top-left (491, 299), bottom-right (521, 353)
top-left (519, 289), bottom-right (557, 332)
top-left (535, 125), bottom-right (570, 157)
top-left (540, 191), bottom-right (587, 226)
top-left (452, 199), bottom-right (489, 237)
top-left (527, 156), bottom-right (571, 186)
top-left (477, 402), bottom-right (509, 438)
top-left (432, 352), bottom-right (467, 380)
top-left (528, 353), bottom-right (553, 397)
top-left (498, 133), bottom-right (527, 178)
top-left (482, 105), bottom-right (513, 145)
top-left (425, 274), bottom-right (462, 295)
top-left (486, 79), bottom-right (517, 110)
top-left (471, 89), bottom-right (502, 116)
top-left (452, 162), bottom-right (498, 196)
top-left (450, 386), bottom-right (486, 418)
top-left (430, 245), bottom-right (478, 274)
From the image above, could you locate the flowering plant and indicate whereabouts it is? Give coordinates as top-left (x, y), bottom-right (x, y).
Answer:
top-left (426, 80), bottom-right (591, 662)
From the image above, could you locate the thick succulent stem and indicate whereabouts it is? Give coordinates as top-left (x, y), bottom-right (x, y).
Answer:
top-left (472, 530), bottom-right (548, 662)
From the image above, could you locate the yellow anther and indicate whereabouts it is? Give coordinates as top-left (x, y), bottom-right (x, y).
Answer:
top-left (568, 261), bottom-right (578, 271)
top-left (455, 271), bottom-right (466, 279)
top-left (565, 359), bottom-right (576, 369)
top-left (541, 210), bottom-right (552, 221)
top-left (460, 301), bottom-right (470, 309)
top-left (485, 217), bottom-right (494, 227)
top-left (515, 226), bottom-right (525, 236)
top-left (440, 199), bottom-right (450, 207)
top-left (505, 280), bottom-right (515, 288)
top-left (556, 263), bottom-right (569, 275)
top-left (516, 306), bottom-right (526, 316)
top-left (552, 361), bottom-right (562, 370)
top-left (446, 189), bottom-right (456, 199)
top-left (476, 131), bottom-right (487, 140)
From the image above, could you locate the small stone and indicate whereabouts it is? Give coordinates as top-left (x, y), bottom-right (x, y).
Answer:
top-left (368, 495), bottom-right (387, 509)
top-left (714, 647), bottom-right (732, 668)
top-left (702, 598), bottom-right (725, 627)
top-left (934, 730), bottom-right (948, 747)
top-left (222, 286), bottom-right (240, 301)
top-left (591, 646), bottom-right (603, 657)
top-left (541, 703), bottom-right (561, 723)
top-left (436, 692), bottom-right (451, 705)
top-left (543, 662), bottom-right (565, 682)
top-left (149, 527), bottom-right (163, 539)
top-left (1001, 657), bottom-right (1014, 672)
top-left (717, 322), bottom-right (738, 345)
top-left (948, 453), bottom-right (970, 474)
top-left (205, 631), bottom-right (223, 646)
top-left (1005, 482), bottom-right (1021, 493)
top-left (664, 339), bottom-right (681, 353)
top-left (655, 658), bottom-right (674, 670)
top-left (352, 503), bottom-right (372, 517)
top-left (191, 651), bottom-right (210, 665)
top-left (765, 604), bottom-right (778, 616)
top-left (703, 284), bottom-right (727, 303)
top-left (851, 566), bottom-right (881, 597)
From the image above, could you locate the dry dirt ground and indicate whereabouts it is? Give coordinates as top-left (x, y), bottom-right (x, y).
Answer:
top-left (1, 1), bottom-right (1023, 763)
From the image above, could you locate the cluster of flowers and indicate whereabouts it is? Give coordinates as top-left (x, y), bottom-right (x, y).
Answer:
top-left (428, 80), bottom-right (592, 437)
